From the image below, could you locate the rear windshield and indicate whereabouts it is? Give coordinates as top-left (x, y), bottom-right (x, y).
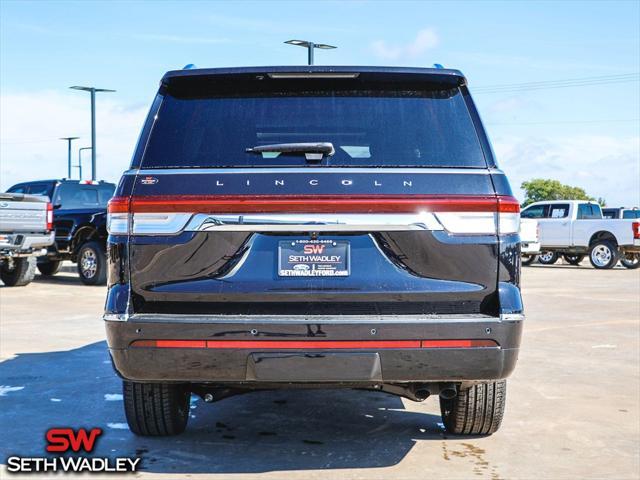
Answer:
top-left (7, 182), bottom-right (54, 198)
top-left (141, 88), bottom-right (487, 168)
top-left (53, 183), bottom-right (115, 209)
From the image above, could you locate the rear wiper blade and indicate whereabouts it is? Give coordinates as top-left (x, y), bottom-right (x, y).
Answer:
top-left (246, 142), bottom-right (335, 162)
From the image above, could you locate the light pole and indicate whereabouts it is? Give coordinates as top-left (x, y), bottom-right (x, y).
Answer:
top-left (69, 86), bottom-right (115, 181)
top-left (284, 40), bottom-right (337, 65)
top-left (78, 147), bottom-right (92, 180)
top-left (59, 137), bottom-right (79, 178)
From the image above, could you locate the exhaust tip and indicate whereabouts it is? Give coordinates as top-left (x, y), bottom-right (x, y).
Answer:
top-left (414, 389), bottom-right (431, 401)
top-left (439, 383), bottom-right (458, 400)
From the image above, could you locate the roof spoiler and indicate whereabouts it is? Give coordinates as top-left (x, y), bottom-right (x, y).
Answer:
top-left (161, 66), bottom-right (466, 88)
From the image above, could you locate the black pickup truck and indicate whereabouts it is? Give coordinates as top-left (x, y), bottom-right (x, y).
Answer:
top-left (7, 179), bottom-right (115, 284)
top-left (105, 66), bottom-right (524, 437)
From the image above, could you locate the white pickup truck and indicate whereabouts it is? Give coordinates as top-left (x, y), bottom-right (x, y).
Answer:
top-left (521, 200), bottom-right (640, 269)
top-left (0, 192), bottom-right (55, 286)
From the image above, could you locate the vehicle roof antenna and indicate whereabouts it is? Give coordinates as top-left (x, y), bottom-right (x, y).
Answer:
top-left (183, 64), bottom-right (197, 70)
top-left (433, 63), bottom-right (444, 69)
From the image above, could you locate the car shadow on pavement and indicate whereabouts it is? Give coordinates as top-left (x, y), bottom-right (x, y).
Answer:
top-left (0, 342), bottom-right (447, 474)
top-left (31, 274), bottom-right (83, 286)
top-left (525, 264), bottom-right (616, 270)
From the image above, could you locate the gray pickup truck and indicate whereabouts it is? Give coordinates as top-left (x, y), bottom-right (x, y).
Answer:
top-left (0, 192), bottom-right (55, 286)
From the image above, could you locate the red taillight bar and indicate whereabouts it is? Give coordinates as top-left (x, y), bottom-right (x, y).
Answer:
top-left (632, 222), bottom-right (640, 240)
top-left (130, 339), bottom-right (498, 349)
top-left (107, 196), bottom-right (130, 214)
top-left (108, 195), bottom-right (520, 214)
top-left (497, 196), bottom-right (521, 213)
top-left (46, 202), bottom-right (53, 231)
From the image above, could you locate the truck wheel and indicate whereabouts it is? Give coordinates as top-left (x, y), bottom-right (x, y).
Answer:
top-left (0, 257), bottom-right (37, 286)
top-left (440, 380), bottom-right (507, 435)
top-left (563, 254), bottom-right (585, 266)
top-left (537, 251), bottom-right (558, 265)
top-left (123, 381), bottom-right (190, 436)
top-left (77, 241), bottom-right (107, 285)
top-left (620, 253), bottom-right (640, 269)
top-left (521, 254), bottom-right (538, 266)
top-left (589, 240), bottom-right (619, 269)
top-left (37, 259), bottom-right (61, 276)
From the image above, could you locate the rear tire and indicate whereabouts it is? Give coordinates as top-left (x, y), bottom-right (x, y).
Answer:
top-left (563, 254), bottom-right (585, 266)
top-left (0, 257), bottom-right (36, 286)
top-left (37, 259), bottom-right (61, 276)
top-left (440, 380), bottom-right (507, 435)
top-left (620, 253), bottom-right (640, 269)
top-left (521, 254), bottom-right (538, 266)
top-left (77, 241), bottom-right (107, 285)
top-left (588, 240), bottom-right (619, 269)
top-left (123, 381), bottom-right (190, 436)
top-left (537, 251), bottom-right (558, 265)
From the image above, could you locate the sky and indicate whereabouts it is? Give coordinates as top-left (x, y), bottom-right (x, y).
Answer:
top-left (1, 0), bottom-right (639, 205)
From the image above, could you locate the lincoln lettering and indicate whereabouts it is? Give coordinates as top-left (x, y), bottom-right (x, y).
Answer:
top-left (204, 178), bottom-right (419, 188)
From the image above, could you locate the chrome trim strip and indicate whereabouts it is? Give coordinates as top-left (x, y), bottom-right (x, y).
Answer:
top-left (127, 313), bottom-right (498, 324)
top-left (184, 213), bottom-right (444, 232)
top-left (125, 167), bottom-right (501, 176)
top-left (500, 313), bottom-right (525, 322)
top-left (132, 213), bottom-right (192, 235)
top-left (103, 313), bottom-right (129, 322)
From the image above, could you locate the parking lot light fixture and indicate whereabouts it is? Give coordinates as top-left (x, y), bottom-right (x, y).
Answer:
top-left (69, 86), bottom-right (116, 181)
top-left (284, 39), bottom-right (337, 65)
top-left (59, 137), bottom-right (79, 178)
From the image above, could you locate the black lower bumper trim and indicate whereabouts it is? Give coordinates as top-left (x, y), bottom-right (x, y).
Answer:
top-left (105, 316), bottom-right (522, 383)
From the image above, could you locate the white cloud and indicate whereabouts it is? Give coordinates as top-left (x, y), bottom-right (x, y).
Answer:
top-left (372, 28), bottom-right (439, 61)
top-left (206, 13), bottom-right (350, 35)
top-left (494, 135), bottom-right (640, 207)
top-left (0, 91), bottom-right (148, 190)
top-left (486, 97), bottom-right (530, 115)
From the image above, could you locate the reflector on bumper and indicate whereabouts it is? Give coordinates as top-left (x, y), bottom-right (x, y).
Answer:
top-left (130, 339), bottom-right (499, 349)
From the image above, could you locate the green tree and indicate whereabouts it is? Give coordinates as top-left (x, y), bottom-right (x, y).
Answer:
top-left (520, 178), bottom-right (602, 207)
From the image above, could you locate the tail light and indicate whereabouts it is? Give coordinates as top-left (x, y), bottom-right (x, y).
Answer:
top-left (633, 222), bottom-right (640, 239)
top-left (107, 194), bottom-right (520, 235)
top-left (498, 196), bottom-right (520, 234)
top-left (107, 197), bottom-right (130, 234)
top-left (46, 202), bottom-right (53, 231)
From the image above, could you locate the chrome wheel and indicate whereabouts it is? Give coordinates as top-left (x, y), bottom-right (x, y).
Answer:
top-left (591, 245), bottom-right (612, 268)
top-left (539, 252), bottom-right (555, 263)
top-left (80, 249), bottom-right (97, 278)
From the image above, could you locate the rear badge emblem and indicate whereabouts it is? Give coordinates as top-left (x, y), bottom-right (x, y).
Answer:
top-left (0, 202), bottom-right (8, 208)
top-left (140, 176), bottom-right (158, 185)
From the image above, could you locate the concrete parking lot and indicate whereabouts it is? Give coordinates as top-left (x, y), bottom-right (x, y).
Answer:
top-left (1, 263), bottom-right (639, 479)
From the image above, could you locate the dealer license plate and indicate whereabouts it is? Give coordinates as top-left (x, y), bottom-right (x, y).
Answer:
top-left (278, 239), bottom-right (350, 277)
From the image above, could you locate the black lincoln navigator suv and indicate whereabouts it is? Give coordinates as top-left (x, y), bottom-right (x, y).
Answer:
top-left (105, 66), bottom-right (523, 437)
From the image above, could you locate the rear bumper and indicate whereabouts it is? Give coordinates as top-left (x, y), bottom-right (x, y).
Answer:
top-left (105, 314), bottom-right (523, 384)
top-left (0, 231), bottom-right (54, 255)
top-left (521, 242), bottom-right (540, 254)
